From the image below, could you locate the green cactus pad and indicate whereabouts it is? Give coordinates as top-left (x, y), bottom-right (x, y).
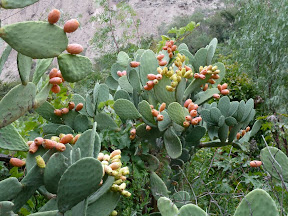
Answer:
top-left (183, 74), bottom-right (212, 99)
top-left (241, 98), bottom-right (254, 122)
top-left (250, 120), bottom-right (262, 137)
top-left (32, 58), bottom-right (53, 84)
top-left (71, 148), bottom-right (81, 163)
top-left (167, 102), bottom-right (185, 126)
top-left (200, 109), bottom-right (212, 124)
top-left (157, 197), bottom-right (179, 216)
top-left (0, 45), bottom-right (12, 76)
top-left (0, 124), bottom-right (28, 151)
top-left (117, 51), bottom-right (130, 67)
top-left (65, 200), bottom-right (87, 216)
top-left (172, 191), bottom-right (191, 208)
top-left (0, 177), bottom-right (22, 201)
top-left (185, 126), bottom-right (206, 146)
top-left (210, 107), bottom-right (222, 124)
top-left (0, 201), bottom-right (15, 216)
top-left (194, 88), bottom-right (220, 105)
top-left (136, 124), bottom-right (162, 141)
top-left (178, 43), bottom-right (189, 51)
top-left (17, 53), bottom-right (32, 85)
top-left (57, 157), bottom-right (103, 213)
top-left (241, 108), bottom-right (256, 128)
top-left (0, 82), bottom-right (36, 128)
top-left (139, 50), bottom-right (158, 86)
top-left (150, 172), bottom-right (169, 200)
top-left (113, 99), bottom-right (141, 120)
top-left (118, 75), bottom-right (133, 93)
top-left (153, 75), bottom-right (176, 105)
top-left (193, 48), bottom-right (208, 72)
top-left (176, 78), bottom-right (186, 104)
top-left (88, 176), bottom-right (115, 204)
top-left (56, 125), bottom-right (73, 136)
top-left (260, 146), bottom-right (288, 182)
top-left (94, 84), bottom-right (109, 108)
top-left (135, 49), bottom-right (145, 61)
top-left (234, 100), bottom-right (245, 122)
top-left (36, 101), bottom-right (62, 124)
top-left (228, 124), bottom-right (242, 143)
top-left (34, 82), bottom-right (52, 109)
top-left (43, 123), bottom-right (61, 135)
top-left (85, 94), bottom-right (95, 117)
top-left (73, 114), bottom-right (90, 133)
top-left (110, 63), bottom-right (126, 81)
top-left (39, 198), bottom-right (57, 212)
top-left (58, 54), bottom-right (92, 83)
top-left (158, 110), bottom-right (172, 131)
top-left (62, 111), bottom-right (78, 129)
top-left (140, 154), bottom-right (160, 171)
top-left (228, 101), bottom-right (239, 116)
top-left (114, 89), bottom-right (131, 101)
top-left (218, 124), bottom-right (229, 143)
top-left (164, 127), bottom-right (182, 159)
top-left (95, 113), bottom-right (119, 131)
top-left (86, 191), bottom-right (120, 216)
top-left (218, 96), bottom-right (230, 117)
top-left (207, 38), bottom-right (218, 65)
top-left (225, 116), bottom-right (237, 126)
top-left (105, 76), bottom-right (118, 90)
top-left (178, 204), bottom-right (207, 216)
top-left (0, 0), bottom-right (40, 9)
top-left (138, 100), bottom-right (156, 125)
top-left (44, 153), bottom-right (69, 194)
top-left (128, 69), bottom-right (142, 92)
top-left (234, 189), bottom-right (279, 216)
top-left (0, 22), bottom-right (68, 58)
top-left (28, 210), bottom-right (60, 216)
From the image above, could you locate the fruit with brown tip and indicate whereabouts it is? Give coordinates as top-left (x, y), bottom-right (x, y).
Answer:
top-left (151, 109), bottom-right (159, 117)
top-left (66, 44), bottom-right (83, 54)
top-left (34, 137), bottom-right (44, 146)
top-left (49, 68), bottom-right (59, 79)
top-left (61, 108), bottom-right (69, 115)
top-left (9, 158), bottom-right (26, 167)
top-left (48, 9), bottom-right (61, 24)
top-left (157, 54), bottom-right (165, 61)
top-left (68, 102), bottom-right (75, 110)
top-left (159, 103), bottom-right (166, 112)
top-left (42, 139), bottom-right (57, 149)
top-left (130, 128), bottom-right (136, 136)
top-left (51, 85), bottom-right (60, 93)
top-left (146, 125), bottom-right (152, 131)
top-left (183, 121), bottom-right (190, 128)
top-left (249, 160), bottom-right (262, 167)
top-left (157, 114), bottom-right (164, 121)
top-left (64, 19), bottom-right (80, 33)
top-left (55, 143), bottom-right (66, 152)
top-left (130, 61), bottom-right (140, 68)
top-left (29, 142), bottom-right (38, 154)
top-left (159, 60), bottom-right (167, 66)
top-left (60, 134), bottom-right (74, 144)
top-left (54, 109), bottom-right (62, 116)
top-left (75, 103), bottom-right (84, 111)
top-left (49, 77), bottom-right (62, 85)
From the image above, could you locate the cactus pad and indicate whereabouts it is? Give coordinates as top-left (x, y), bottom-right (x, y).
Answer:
top-left (153, 75), bottom-right (176, 105)
top-left (118, 76), bottom-right (133, 93)
top-left (128, 69), bottom-right (142, 92)
top-left (164, 127), bottom-right (182, 159)
top-left (28, 210), bottom-right (60, 216)
top-left (168, 102), bottom-right (185, 126)
top-left (0, 82), bottom-right (36, 128)
top-left (178, 204), bottom-right (207, 216)
top-left (139, 50), bottom-right (158, 85)
top-left (157, 197), bottom-right (179, 216)
top-left (0, 0), bottom-right (40, 9)
top-left (73, 114), bottom-right (90, 133)
top-left (34, 82), bottom-right (52, 109)
top-left (0, 177), bottom-right (22, 201)
top-left (193, 48), bottom-right (208, 72)
top-left (207, 38), bottom-right (218, 65)
top-left (0, 124), bottom-right (28, 151)
top-left (138, 100), bottom-right (156, 125)
top-left (218, 96), bottom-right (230, 117)
top-left (158, 110), bottom-right (172, 131)
top-left (194, 88), bottom-right (220, 105)
top-left (0, 201), bottom-right (15, 216)
top-left (117, 51), bottom-right (130, 67)
top-left (114, 89), bottom-right (131, 101)
top-left (113, 99), bottom-right (141, 120)
top-left (36, 101), bottom-right (62, 124)
top-left (74, 129), bottom-right (100, 158)
top-left (105, 76), bottom-right (118, 90)
top-left (0, 22), bottom-right (68, 58)
top-left (17, 53), bottom-right (32, 85)
top-left (0, 45), bottom-right (12, 76)
top-left (57, 157), bottom-right (103, 213)
top-left (95, 113), bottom-right (119, 131)
top-left (58, 54), bottom-right (92, 83)
top-left (150, 172), bottom-right (169, 200)
top-left (32, 58), bottom-right (53, 84)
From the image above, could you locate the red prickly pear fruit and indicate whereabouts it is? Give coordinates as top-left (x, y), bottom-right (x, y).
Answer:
top-left (250, 160), bottom-right (262, 167)
top-left (9, 158), bottom-right (26, 167)
top-left (170, 40), bottom-right (174, 46)
top-left (191, 118), bottom-right (199, 125)
top-left (146, 125), bottom-right (152, 131)
top-left (147, 74), bottom-right (156, 80)
top-left (66, 44), bottom-right (83, 54)
top-left (183, 120), bottom-right (190, 128)
top-left (217, 84), bottom-right (222, 91)
top-left (188, 102), bottom-right (195, 112)
top-left (110, 149), bottom-right (121, 158)
top-left (159, 60), bottom-right (167, 66)
top-left (190, 110), bottom-right (197, 117)
top-left (221, 89), bottom-right (230, 95)
top-left (211, 74), bottom-right (220, 79)
top-left (203, 83), bottom-right (209, 91)
top-left (121, 71), bottom-right (127, 76)
top-left (208, 79), bottom-right (215, 84)
top-left (51, 85), bottom-right (61, 93)
top-left (156, 74), bottom-right (162, 80)
top-left (200, 69), bottom-right (207, 75)
top-left (185, 115), bottom-right (192, 121)
top-left (153, 79), bottom-right (159, 85)
top-left (130, 61), bottom-right (140, 68)
top-left (57, 70), bottom-right (64, 82)
top-left (171, 45), bottom-right (177, 51)
top-left (64, 19), bottom-right (80, 33)
top-left (42, 139), bottom-right (57, 149)
top-left (236, 133), bottom-right (241, 140)
top-left (61, 108), bottom-right (69, 115)
top-left (157, 114), bottom-right (164, 121)
top-left (185, 65), bottom-right (192, 71)
top-left (129, 134), bottom-right (136, 140)
top-left (27, 141), bottom-right (33, 146)
top-left (49, 77), bottom-right (62, 85)
top-left (194, 73), bottom-right (200, 79)
top-left (157, 54), bottom-right (165, 61)
top-left (68, 102), bottom-right (75, 110)
top-left (54, 109), bottom-right (62, 116)
top-left (246, 126), bottom-right (251, 132)
top-left (34, 137), bottom-right (44, 146)
top-left (130, 128), bottom-right (136, 135)
top-left (196, 116), bottom-right (202, 122)
top-left (193, 104), bottom-right (199, 110)
top-left (55, 143), bottom-right (66, 152)
top-left (213, 94), bottom-right (220, 99)
top-left (146, 81), bottom-right (154, 88)
top-left (162, 46), bottom-right (168, 50)
top-left (144, 85), bottom-right (150, 90)
top-left (184, 99), bottom-right (192, 108)
top-left (29, 142), bottom-right (38, 154)
top-left (199, 74), bottom-right (206, 80)
top-left (159, 103), bottom-right (166, 112)
top-left (241, 130), bottom-right (246, 137)
top-left (72, 134), bottom-right (81, 144)
top-left (60, 134), bottom-right (74, 144)
top-left (168, 52), bottom-right (173, 59)
top-left (151, 109), bottom-right (159, 117)
top-left (48, 9), bottom-right (61, 24)
top-left (150, 105), bottom-right (154, 109)
top-left (221, 83), bottom-right (228, 90)
top-left (49, 68), bottom-right (59, 79)
top-left (117, 71), bottom-right (123, 77)
top-left (75, 103), bottom-right (84, 111)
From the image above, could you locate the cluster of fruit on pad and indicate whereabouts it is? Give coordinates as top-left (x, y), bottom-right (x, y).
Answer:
top-left (162, 40), bottom-right (177, 59)
top-left (54, 101), bottom-right (84, 116)
top-left (183, 99), bottom-right (202, 127)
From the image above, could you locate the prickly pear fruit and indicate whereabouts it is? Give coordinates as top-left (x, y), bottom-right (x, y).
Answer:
top-left (159, 103), bottom-right (166, 112)
top-left (221, 89), bottom-right (229, 95)
top-left (144, 85), bottom-right (152, 91)
top-left (98, 153), bottom-right (104, 161)
top-left (213, 94), bottom-right (220, 99)
top-left (185, 115), bottom-right (192, 121)
top-left (64, 19), bottom-right (80, 33)
top-left (183, 121), bottom-right (190, 128)
top-left (157, 54), bottom-right (165, 61)
top-left (153, 79), bottom-right (159, 85)
top-left (61, 108), bottom-right (69, 115)
top-left (191, 118), bottom-right (199, 125)
top-left (66, 44), bottom-right (83, 54)
top-left (109, 162), bottom-right (121, 170)
top-left (49, 77), bottom-right (62, 85)
top-left (130, 61), bottom-right (140, 68)
top-left (49, 68), bottom-right (59, 79)
top-left (147, 74), bottom-right (156, 80)
top-left (171, 45), bottom-right (177, 51)
top-left (241, 130), bottom-right (246, 137)
top-left (35, 155), bottom-right (46, 168)
top-left (72, 134), bottom-right (80, 144)
top-left (60, 134), bottom-right (74, 144)
top-left (184, 99), bottom-right (192, 108)
top-left (151, 109), bottom-right (159, 117)
top-left (110, 149), bottom-right (121, 158)
top-left (246, 126), bottom-right (250, 132)
top-left (68, 102), bottom-right (75, 110)
top-left (111, 210), bottom-right (118, 216)
top-left (117, 71), bottom-right (122, 77)
top-left (42, 139), bottom-right (57, 149)
top-left (221, 83), bottom-right (228, 90)
top-left (249, 160), bottom-right (262, 167)
top-left (190, 110), bottom-right (197, 117)
top-left (159, 60), bottom-right (167, 66)
top-left (121, 71), bottom-right (127, 76)
top-left (48, 9), bottom-right (61, 24)
top-left (236, 133), bottom-right (241, 140)
top-left (157, 114), bottom-right (164, 121)
top-left (217, 84), bottom-right (222, 91)
top-left (129, 134), bottom-right (136, 140)
top-left (51, 84), bottom-right (61, 93)
top-left (55, 143), bottom-right (66, 152)
top-left (29, 142), bottom-right (38, 154)
top-left (75, 103), bottom-right (84, 111)
top-left (130, 128), bottom-right (136, 136)
top-left (9, 158), bottom-right (26, 167)
top-left (146, 125), bottom-right (152, 131)
top-left (146, 81), bottom-right (154, 88)
top-left (156, 74), bottom-right (162, 80)
top-left (33, 137), bottom-right (43, 146)
top-left (54, 109), bottom-right (62, 116)
top-left (203, 83), bottom-right (208, 91)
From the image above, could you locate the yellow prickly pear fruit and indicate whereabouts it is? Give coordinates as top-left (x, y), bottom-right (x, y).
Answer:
top-left (212, 66), bottom-right (218, 71)
top-left (51, 136), bottom-right (60, 142)
top-left (110, 149), bottom-right (121, 158)
top-left (120, 176), bottom-right (127, 181)
top-left (105, 165), bottom-right (113, 175)
top-left (214, 69), bottom-right (220, 74)
top-left (97, 152), bottom-right (104, 161)
top-left (120, 167), bottom-right (130, 176)
top-left (171, 81), bottom-right (178, 88)
top-left (119, 183), bottom-right (127, 191)
top-left (101, 161), bottom-right (109, 166)
top-left (103, 154), bottom-right (110, 161)
top-left (157, 67), bottom-right (163, 74)
top-left (166, 86), bottom-right (175, 92)
top-left (114, 179), bottom-right (123, 185)
top-left (199, 66), bottom-right (204, 72)
top-left (121, 190), bottom-right (132, 197)
top-left (111, 210), bottom-right (118, 216)
top-left (176, 75), bottom-right (181, 82)
top-left (35, 155), bottom-right (45, 168)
